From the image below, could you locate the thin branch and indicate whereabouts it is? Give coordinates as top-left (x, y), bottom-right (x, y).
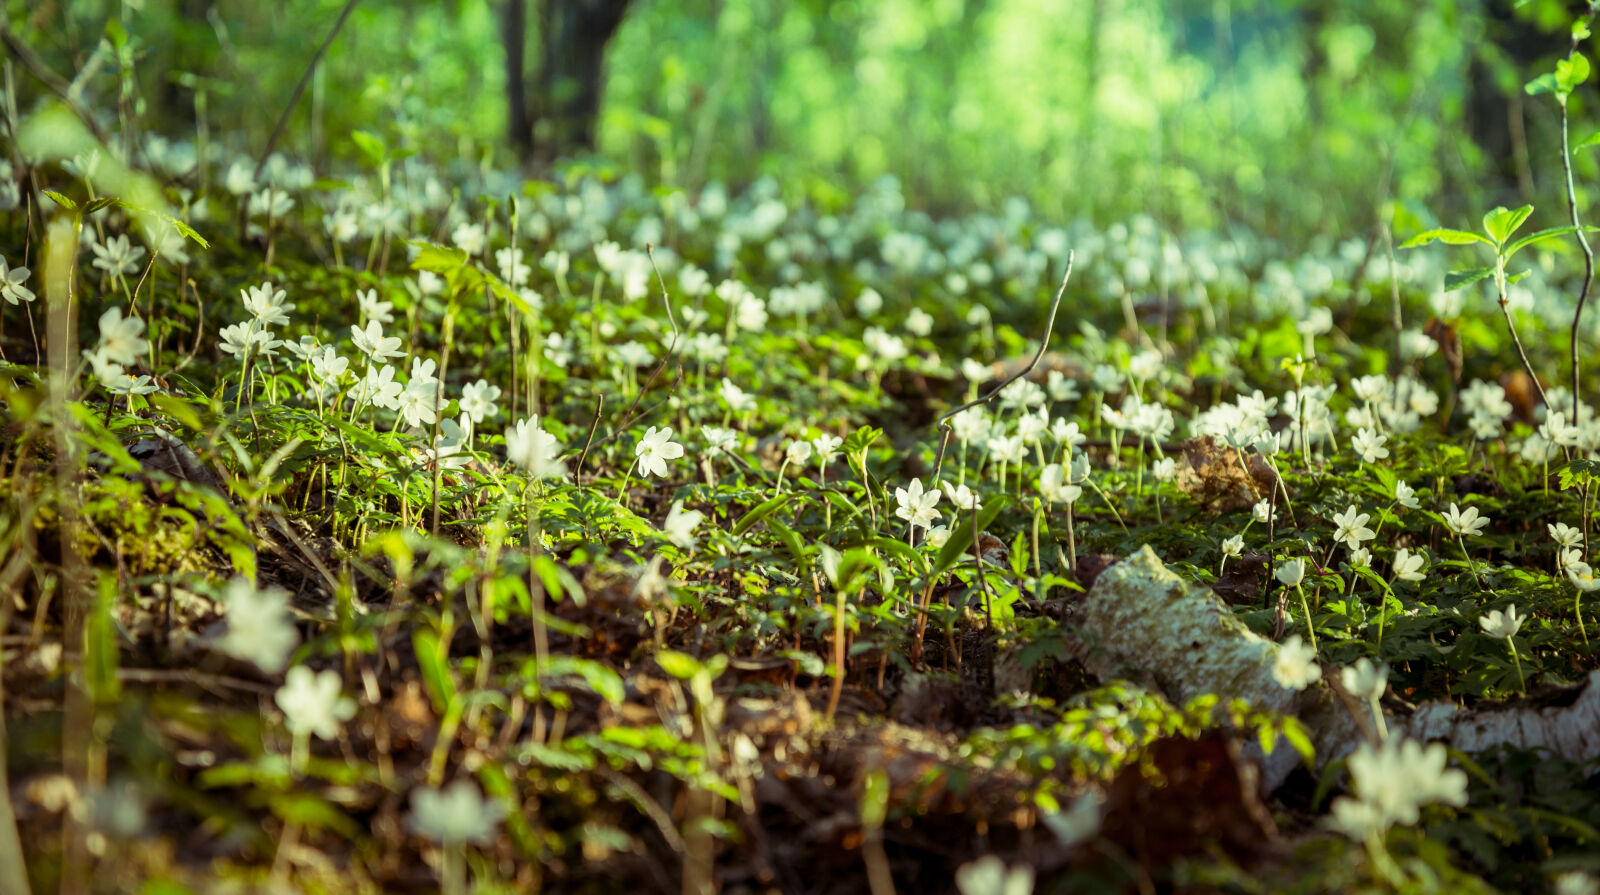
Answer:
top-left (0, 25), bottom-right (111, 146)
top-left (241, 0), bottom-right (360, 238)
top-left (934, 253), bottom-right (1074, 479)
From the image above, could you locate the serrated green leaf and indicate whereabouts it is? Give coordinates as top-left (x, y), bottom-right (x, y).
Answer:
top-left (84, 196), bottom-right (119, 215)
top-left (409, 242), bottom-right (468, 276)
top-left (1443, 266), bottom-right (1494, 292)
top-left (1482, 205), bottom-right (1532, 245)
top-left (43, 190), bottom-right (78, 211)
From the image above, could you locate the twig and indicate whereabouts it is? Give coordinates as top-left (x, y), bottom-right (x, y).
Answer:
top-left (0, 26), bottom-right (111, 146)
top-left (574, 394), bottom-right (605, 475)
top-left (240, 0), bottom-right (360, 239)
top-left (934, 254), bottom-right (1073, 479)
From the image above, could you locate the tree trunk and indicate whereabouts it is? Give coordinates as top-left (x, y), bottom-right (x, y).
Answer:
top-left (507, 0), bottom-right (632, 165)
top-left (504, 0), bottom-right (530, 156)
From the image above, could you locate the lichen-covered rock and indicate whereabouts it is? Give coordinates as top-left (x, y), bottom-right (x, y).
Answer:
top-left (1074, 545), bottom-right (1361, 787)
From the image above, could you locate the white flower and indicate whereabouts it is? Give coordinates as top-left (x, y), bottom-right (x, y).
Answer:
top-left (397, 381), bottom-right (440, 428)
top-left (1039, 464), bottom-right (1080, 505)
top-left (812, 433), bottom-right (843, 464)
top-left (1040, 790), bottom-right (1102, 848)
top-left (408, 780), bottom-right (505, 846)
top-left (786, 439), bottom-right (813, 464)
top-left (495, 246), bottom-right (530, 286)
top-left (1443, 502), bottom-right (1489, 538)
top-left (275, 666), bottom-right (356, 740)
top-left (1394, 480), bottom-right (1420, 509)
top-left (451, 222), bottom-right (486, 256)
top-left (1555, 871), bottom-right (1600, 895)
top-left (1348, 547), bottom-right (1371, 569)
top-left (1053, 418), bottom-right (1086, 452)
top-left (1549, 522), bottom-right (1583, 549)
top-left (89, 234), bottom-right (146, 276)
top-left (354, 363), bottom-right (404, 410)
top-left (459, 379), bottom-right (502, 424)
top-left (95, 307), bottom-right (149, 366)
top-left (950, 406), bottom-right (989, 442)
top-left (1392, 548), bottom-right (1426, 582)
top-left (0, 255), bottom-right (35, 305)
top-left (955, 855), bottom-right (1034, 895)
top-left (1569, 563), bottom-right (1600, 592)
top-left (1252, 500), bottom-right (1274, 524)
top-left (217, 577), bottom-right (298, 674)
top-left (942, 480), bottom-right (983, 511)
top-left (1221, 535), bottom-right (1244, 558)
top-left (855, 287), bottom-right (883, 316)
top-left (309, 346), bottom-right (348, 385)
top-left (224, 160), bottom-right (257, 195)
top-left (351, 320), bottom-right (404, 361)
top-left (1340, 658), bottom-right (1388, 701)
top-left (241, 282), bottom-right (293, 327)
top-left (101, 368), bottom-right (159, 396)
top-left (506, 416), bottom-right (566, 479)
top-left (1272, 634), bottom-right (1321, 690)
top-left (358, 288), bottom-right (395, 325)
top-left (1352, 427), bottom-right (1389, 464)
top-left (894, 477), bottom-right (942, 530)
top-left (925, 525), bottom-right (952, 549)
top-left (1274, 558), bottom-right (1306, 588)
top-left (614, 340), bottom-right (653, 368)
top-left (662, 500), bottom-right (703, 549)
top-left (218, 322), bottom-right (275, 360)
top-left (703, 426), bottom-right (739, 453)
top-left (1478, 605), bottom-right (1523, 640)
top-left (719, 378), bottom-right (756, 413)
top-left (1046, 370), bottom-right (1080, 403)
top-left (906, 307), bottom-right (934, 337)
top-left (1151, 457), bottom-right (1176, 482)
top-left (634, 426), bottom-right (684, 478)
top-left (1330, 737), bottom-right (1467, 840)
top-left (987, 434), bottom-right (1025, 465)
top-left (1331, 505), bottom-right (1375, 550)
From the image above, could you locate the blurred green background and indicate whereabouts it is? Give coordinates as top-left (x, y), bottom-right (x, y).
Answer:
top-left (6, 0), bottom-right (1596, 239)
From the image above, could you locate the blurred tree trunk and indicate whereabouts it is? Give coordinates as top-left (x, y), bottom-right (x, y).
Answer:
top-left (504, 0), bottom-right (633, 164)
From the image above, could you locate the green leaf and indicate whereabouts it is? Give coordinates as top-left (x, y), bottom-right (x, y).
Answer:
top-left (43, 190), bottom-right (78, 211)
top-left (1577, 131), bottom-right (1600, 154)
top-left (409, 241), bottom-right (468, 276)
top-left (84, 196), bottom-right (120, 215)
top-left (1558, 53), bottom-right (1591, 94)
top-left (413, 628), bottom-right (458, 714)
top-left (1526, 72), bottom-right (1560, 97)
top-left (766, 518), bottom-right (810, 578)
top-left (933, 497), bottom-right (1009, 578)
top-left (1442, 266), bottom-right (1494, 292)
top-left (656, 649), bottom-right (701, 680)
top-left (1400, 228), bottom-right (1487, 248)
top-left (350, 130), bottom-right (386, 166)
top-left (1504, 225), bottom-right (1599, 259)
top-left (733, 493), bottom-right (793, 537)
top-left (1481, 205), bottom-right (1532, 245)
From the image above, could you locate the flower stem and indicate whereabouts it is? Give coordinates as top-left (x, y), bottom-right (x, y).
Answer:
top-left (1507, 638), bottom-right (1527, 696)
top-left (1297, 584), bottom-right (1319, 653)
